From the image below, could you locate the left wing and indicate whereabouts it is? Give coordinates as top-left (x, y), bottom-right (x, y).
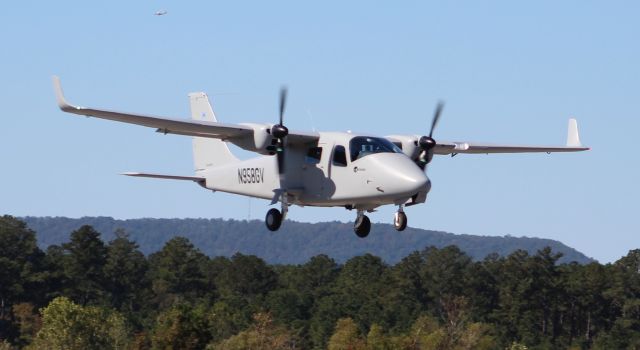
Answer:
top-left (388, 118), bottom-right (589, 158)
top-left (433, 118), bottom-right (589, 155)
top-left (52, 76), bottom-right (319, 147)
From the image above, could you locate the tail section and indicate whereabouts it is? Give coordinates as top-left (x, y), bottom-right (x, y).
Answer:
top-left (189, 92), bottom-right (238, 173)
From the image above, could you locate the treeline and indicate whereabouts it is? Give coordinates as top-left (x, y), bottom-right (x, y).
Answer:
top-left (0, 215), bottom-right (638, 349)
top-left (22, 216), bottom-right (593, 265)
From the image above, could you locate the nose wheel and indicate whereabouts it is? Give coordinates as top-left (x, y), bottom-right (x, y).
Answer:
top-left (394, 209), bottom-right (407, 231)
top-left (354, 210), bottom-right (371, 238)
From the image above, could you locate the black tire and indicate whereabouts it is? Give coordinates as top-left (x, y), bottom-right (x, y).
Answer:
top-left (354, 215), bottom-right (371, 238)
top-left (265, 208), bottom-right (283, 231)
top-left (394, 211), bottom-right (407, 231)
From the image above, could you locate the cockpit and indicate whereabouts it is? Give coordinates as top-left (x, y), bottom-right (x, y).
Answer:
top-left (349, 136), bottom-right (403, 162)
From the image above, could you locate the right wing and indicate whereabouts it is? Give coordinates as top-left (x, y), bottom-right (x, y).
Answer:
top-left (52, 76), bottom-right (319, 146)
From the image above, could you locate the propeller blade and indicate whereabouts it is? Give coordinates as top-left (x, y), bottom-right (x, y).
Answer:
top-left (279, 87), bottom-right (287, 125)
top-left (429, 101), bottom-right (444, 138)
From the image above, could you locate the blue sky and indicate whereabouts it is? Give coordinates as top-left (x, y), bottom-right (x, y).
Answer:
top-left (1, 1), bottom-right (638, 263)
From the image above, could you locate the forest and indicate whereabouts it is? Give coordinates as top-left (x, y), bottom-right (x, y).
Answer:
top-left (0, 215), bottom-right (638, 349)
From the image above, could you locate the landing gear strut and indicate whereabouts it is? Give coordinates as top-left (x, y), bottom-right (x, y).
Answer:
top-left (265, 194), bottom-right (289, 232)
top-left (394, 205), bottom-right (407, 231)
top-left (354, 210), bottom-right (371, 238)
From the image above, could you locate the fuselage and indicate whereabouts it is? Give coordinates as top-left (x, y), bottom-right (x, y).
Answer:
top-left (201, 132), bottom-right (430, 210)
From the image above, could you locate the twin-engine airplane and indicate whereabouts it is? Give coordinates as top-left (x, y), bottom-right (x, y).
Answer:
top-left (52, 76), bottom-right (589, 237)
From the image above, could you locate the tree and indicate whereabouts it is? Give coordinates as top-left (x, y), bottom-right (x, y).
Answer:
top-left (0, 216), bottom-right (44, 319)
top-left (150, 303), bottom-right (214, 350)
top-left (62, 225), bottom-right (108, 305)
top-left (103, 229), bottom-right (149, 316)
top-left (30, 296), bottom-right (129, 350)
top-left (333, 254), bottom-right (390, 332)
top-left (327, 318), bottom-right (366, 350)
top-left (208, 312), bottom-right (297, 350)
top-left (11, 303), bottom-right (41, 347)
top-left (216, 253), bottom-right (278, 299)
top-left (147, 237), bottom-right (208, 307)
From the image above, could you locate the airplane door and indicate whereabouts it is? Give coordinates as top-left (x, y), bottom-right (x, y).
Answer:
top-left (301, 144), bottom-right (330, 200)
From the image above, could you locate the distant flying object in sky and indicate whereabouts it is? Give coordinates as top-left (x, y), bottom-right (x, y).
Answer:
top-left (154, 10), bottom-right (167, 16)
top-left (52, 76), bottom-right (589, 238)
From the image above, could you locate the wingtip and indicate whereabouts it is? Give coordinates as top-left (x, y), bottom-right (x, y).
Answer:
top-left (566, 118), bottom-right (582, 147)
top-left (52, 75), bottom-right (76, 112)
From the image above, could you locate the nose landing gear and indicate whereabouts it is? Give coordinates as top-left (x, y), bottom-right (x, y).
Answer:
top-left (394, 206), bottom-right (407, 231)
top-left (354, 210), bottom-right (371, 238)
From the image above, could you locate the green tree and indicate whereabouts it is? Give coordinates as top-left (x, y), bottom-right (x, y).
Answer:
top-left (208, 312), bottom-right (297, 350)
top-left (333, 254), bottom-right (391, 332)
top-left (62, 225), bottom-right (108, 305)
top-left (104, 229), bottom-right (150, 315)
top-left (147, 237), bottom-right (208, 307)
top-left (150, 302), bottom-right (213, 350)
top-left (30, 296), bottom-right (129, 350)
top-left (0, 216), bottom-right (44, 319)
top-left (327, 318), bottom-right (366, 350)
top-left (216, 253), bottom-right (278, 299)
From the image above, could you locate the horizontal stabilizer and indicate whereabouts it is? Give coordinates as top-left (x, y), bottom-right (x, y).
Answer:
top-left (122, 172), bottom-right (204, 182)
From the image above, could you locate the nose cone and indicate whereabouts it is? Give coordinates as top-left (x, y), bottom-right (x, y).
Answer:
top-left (365, 153), bottom-right (428, 196)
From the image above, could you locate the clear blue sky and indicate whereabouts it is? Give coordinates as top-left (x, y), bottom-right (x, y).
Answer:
top-left (1, 1), bottom-right (638, 263)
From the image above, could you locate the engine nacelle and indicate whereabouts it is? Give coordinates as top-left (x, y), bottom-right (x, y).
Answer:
top-left (232, 123), bottom-right (276, 155)
top-left (386, 135), bottom-right (422, 160)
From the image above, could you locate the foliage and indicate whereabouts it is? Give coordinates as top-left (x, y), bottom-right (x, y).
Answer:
top-left (208, 312), bottom-right (297, 350)
top-left (29, 296), bottom-right (128, 350)
top-left (0, 217), bottom-right (638, 349)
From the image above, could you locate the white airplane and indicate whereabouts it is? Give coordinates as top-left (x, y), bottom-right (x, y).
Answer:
top-left (154, 10), bottom-right (168, 16)
top-left (52, 76), bottom-right (589, 237)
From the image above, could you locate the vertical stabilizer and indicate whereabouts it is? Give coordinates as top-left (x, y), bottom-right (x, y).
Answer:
top-left (189, 92), bottom-right (238, 173)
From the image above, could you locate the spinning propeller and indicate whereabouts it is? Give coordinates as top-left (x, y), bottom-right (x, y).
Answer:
top-left (271, 87), bottom-right (289, 176)
top-left (418, 101), bottom-right (444, 168)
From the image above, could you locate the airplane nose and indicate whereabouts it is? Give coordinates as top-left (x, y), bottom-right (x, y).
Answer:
top-left (366, 153), bottom-right (428, 195)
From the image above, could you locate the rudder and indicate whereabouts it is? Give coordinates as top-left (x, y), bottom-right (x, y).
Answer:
top-left (189, 92), bottom-right (238, 173)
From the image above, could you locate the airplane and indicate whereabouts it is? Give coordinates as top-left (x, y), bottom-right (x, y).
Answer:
top-left (154, 10), bottom-right (168, 16)
top-left (52, 76), bottom-right (589, 237)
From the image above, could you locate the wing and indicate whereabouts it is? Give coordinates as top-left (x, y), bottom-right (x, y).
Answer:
top-left (388, 118), bottom-right (589, 158)
top-left (434, 118), bottom-right (589, 155)
top-left (53, 76), bottom-right (319, 147)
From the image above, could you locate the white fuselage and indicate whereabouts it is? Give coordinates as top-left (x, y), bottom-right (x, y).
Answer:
top-left (201, 132), bottom-right (430, 210)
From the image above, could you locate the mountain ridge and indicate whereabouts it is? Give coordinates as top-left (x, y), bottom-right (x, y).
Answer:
top-left (21, 216), bottom-right (594, 264)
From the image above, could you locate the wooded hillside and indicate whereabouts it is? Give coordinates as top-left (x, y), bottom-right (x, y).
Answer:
top-left (1, 215), bottom-right (638, 349)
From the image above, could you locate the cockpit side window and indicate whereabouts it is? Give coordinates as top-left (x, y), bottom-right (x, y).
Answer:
top-left (305, 147), bottom-right (323, 164)
top-left (349, 136), bottom-right (403, 162)
top-left (332, 145), bottom-right (348, 167)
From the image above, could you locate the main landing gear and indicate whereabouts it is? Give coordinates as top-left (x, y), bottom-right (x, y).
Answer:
top-left (265, 197), bottom-right (289, 232)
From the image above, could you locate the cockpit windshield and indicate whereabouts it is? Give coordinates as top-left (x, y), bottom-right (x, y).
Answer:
top-left (349, 136), bottom-right (403, 162)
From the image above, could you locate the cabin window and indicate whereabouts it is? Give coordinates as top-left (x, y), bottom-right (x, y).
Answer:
top-left (349, 136), bottom-right (403, 162)
top-left (332, 145), bottom-right (348, 167)
top-left (305, 147), bottom-right (323, 164)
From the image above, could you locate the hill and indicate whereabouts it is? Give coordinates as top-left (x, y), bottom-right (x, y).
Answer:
top-left (22, 216), bottom-right (593, 264)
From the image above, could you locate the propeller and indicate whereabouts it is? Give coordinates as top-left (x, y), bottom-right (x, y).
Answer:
top-left (271, 87), bottom-right (289, 175)
top-left (418, 101), bottom-right (444, 167)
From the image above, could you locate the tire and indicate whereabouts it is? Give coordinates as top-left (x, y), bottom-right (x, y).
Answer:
top-left (394, 211), bottom-right (407, 231)
top-left (354, 215), bottom-right (371, 238)
top-left (265, 208), bottom-right (283, 231)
